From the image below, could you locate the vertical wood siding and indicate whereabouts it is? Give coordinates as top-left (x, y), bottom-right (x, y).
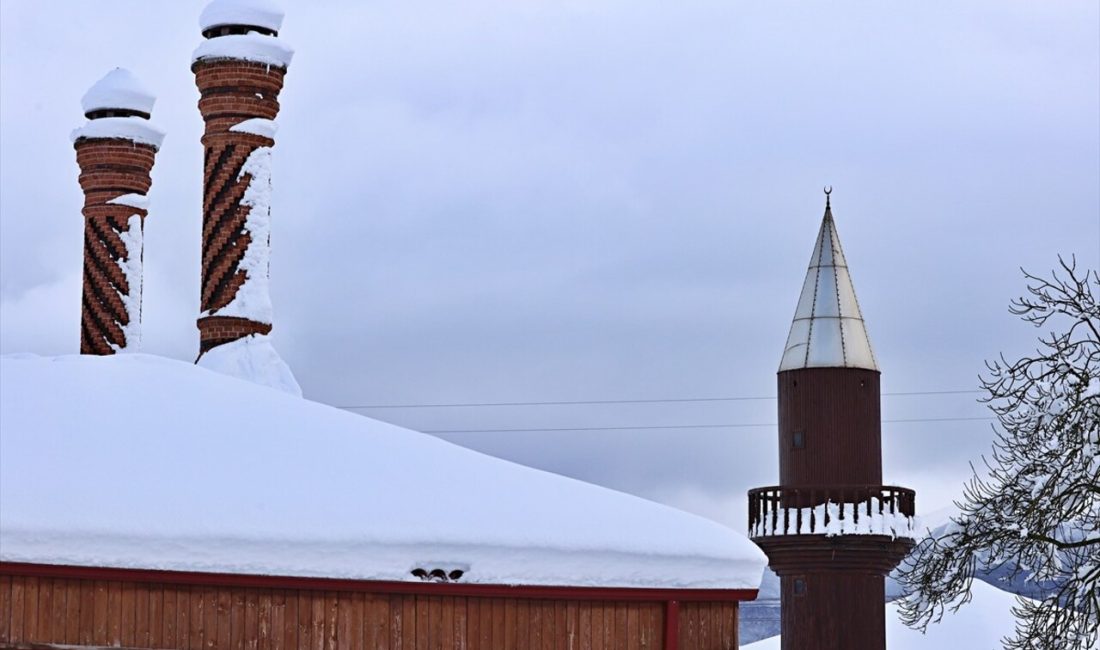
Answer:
top-left (0, 575), bottom-right (739, 650)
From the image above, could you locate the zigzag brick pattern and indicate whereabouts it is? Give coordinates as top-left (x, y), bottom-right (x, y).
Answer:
top-left (193, 60), bottom-right (286, 354)
top-left (75, 140), bottom-right (156, 355)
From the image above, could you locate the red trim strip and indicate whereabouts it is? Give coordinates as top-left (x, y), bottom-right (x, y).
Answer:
top-left (0, 562), bottom-right (757, 603)
top-left (664, 600), bottom-right (680, 650)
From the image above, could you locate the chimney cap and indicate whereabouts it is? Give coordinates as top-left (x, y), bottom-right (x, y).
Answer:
top-left (81, 68), bottom-right (155, 119)
top-left (200, 0), bottom-right (284, 34)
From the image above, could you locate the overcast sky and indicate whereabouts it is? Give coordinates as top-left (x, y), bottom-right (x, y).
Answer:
top-left (2, 0), bottom-right (1097, 531)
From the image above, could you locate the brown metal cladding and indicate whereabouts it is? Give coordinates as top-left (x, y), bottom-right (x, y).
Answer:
top-left (752, 535), bottom-right (913, 650)
top-left (777, 367), bottom-right (882, 488)
top-left (752, 366), bottom-right (915, 650)
top-left (751, 535), bottom-right (914, 577)
top-left (779, 573), bottom-right (885, 650)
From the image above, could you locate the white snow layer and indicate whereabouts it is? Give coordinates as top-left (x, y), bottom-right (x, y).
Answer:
top-left (81, 68), bottom-right (156, 116)
top-left (111, 215), bottom-right (144, 353)
top-left (193, 32), bottom-right (294, 68)
top-left (197, 333), bottom-right (301, 396)
top-left (751, 499), bottom-right (917, 539)
top-left (201, 146), bottom-right (274, 324)
top-left (744, 580), bottom-right (1025, 649)
top-left (106, 193), bottom-right (150, 210)
top-left (0, 354), bottom-right (767, 590)
top-left (200, 0), bottom-right (284, 33)
top-left (71, 117), bottom-right (165, 150)
top-left (779, 210), bottom-right (878, 372)
top-left (229, 118), bottom-right (278, 138)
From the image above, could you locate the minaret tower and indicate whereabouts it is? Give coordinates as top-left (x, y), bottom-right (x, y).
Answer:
top-left (748, 191), bottom-right (916, 650)
top-left (192, 0), bottom-right (293, 357)
top-left (72, 69), bottom-right (164, 355)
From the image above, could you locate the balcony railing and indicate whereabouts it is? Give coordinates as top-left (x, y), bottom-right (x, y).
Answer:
top-left (747, 485), bottom-right (917, 539)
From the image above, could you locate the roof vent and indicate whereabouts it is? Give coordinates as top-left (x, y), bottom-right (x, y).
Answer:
top-left (410, 565), bottom-right (468, 583)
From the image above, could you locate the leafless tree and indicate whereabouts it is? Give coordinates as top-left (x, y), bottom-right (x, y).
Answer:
top-left (898, 257), bottom-right (1100, 649)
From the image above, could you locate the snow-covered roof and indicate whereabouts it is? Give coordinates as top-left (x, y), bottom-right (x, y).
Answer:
top-left (200, 0), bottom-right (284, 33)
top-left (0, 354), bottom-right (767, 590)
top-left (193, 32), bottom-right (294, 67)
top-left (70, 116), bottom-right (165, 150)
top-left (80, 68), bottom-right (156, 116)
top-left (744, 580), bottom-right (1024, 649)
top-left (778, 199), bottom-right (878, 372)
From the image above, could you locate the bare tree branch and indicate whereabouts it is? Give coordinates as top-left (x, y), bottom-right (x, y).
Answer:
top-left (897, 258), bottom-right (1100, 650)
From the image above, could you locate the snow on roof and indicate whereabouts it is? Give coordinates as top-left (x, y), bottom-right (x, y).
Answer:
top-left (81, 68), bottom-right (156, 116)
top-left (200, 0), bottom-right (285, 33)
top-left (193, 32), bottom-right (294, 67)
top-left (743, 579), bottom-right (1023, 649)
top-left (778, 201), bottom-right (878, 372)
top-left (0, 354), bottom-right (767, 590)
top-left (197, 334), bottom-right (301, 396)
top-left (70, 116), bottom-right (166, 150)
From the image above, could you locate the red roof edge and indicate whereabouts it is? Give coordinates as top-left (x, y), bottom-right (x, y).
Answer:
top-left (1, 561), bottom-right (758, 603)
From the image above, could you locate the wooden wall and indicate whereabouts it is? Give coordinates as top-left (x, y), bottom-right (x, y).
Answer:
top-left (0, 575), bottom-right (739, 650)
top-left (675, 603), bottom-right (737, 650)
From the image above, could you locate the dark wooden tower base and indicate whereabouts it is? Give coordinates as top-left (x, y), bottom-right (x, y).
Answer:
top-left (757, 533), bottom-right (913, 650)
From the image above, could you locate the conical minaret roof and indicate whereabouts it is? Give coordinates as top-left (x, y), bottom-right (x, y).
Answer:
top-left (778, 194), bottom-right (878, 372)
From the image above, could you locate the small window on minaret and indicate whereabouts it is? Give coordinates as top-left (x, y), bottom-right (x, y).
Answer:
top-left (794, 578), bottom-right (807, 596)
top-left (793, 430), bottom-right (805, 449)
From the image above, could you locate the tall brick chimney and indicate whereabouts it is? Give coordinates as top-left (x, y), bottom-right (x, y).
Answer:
top-left (72, 69), bottom-right (164, 355)
top-left (192, 0), bottom-right (294, 358)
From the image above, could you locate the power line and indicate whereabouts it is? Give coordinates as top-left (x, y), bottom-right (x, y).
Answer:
top-left (335, 389), bottom-right (983, 411)
top-left (420, 416), bottom-right (995, 435)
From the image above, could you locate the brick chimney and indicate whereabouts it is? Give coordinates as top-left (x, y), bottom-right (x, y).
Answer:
top-left (192, 0), bottom-right (294, 358)
top-left (72, 69), bottom-right (164, 355)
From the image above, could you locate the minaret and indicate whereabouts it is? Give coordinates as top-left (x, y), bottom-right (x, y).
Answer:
top-left (748, 191), bottom-right (916, 650)
top-left (192, 0), bottom-right (293, 357)
top-left (72, 69), bottom-right (164, 355)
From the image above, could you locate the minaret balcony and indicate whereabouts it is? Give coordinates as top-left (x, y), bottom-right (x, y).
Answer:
top-left (748, 485), bottom-right (916, 540)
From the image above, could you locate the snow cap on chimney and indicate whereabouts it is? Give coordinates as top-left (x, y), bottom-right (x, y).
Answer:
top-left (72, 69), bottom-right (164, 149)
top-left (80, 68), bottom-right (156, 119)
top-left (194, 0), bottom-right (293, 67)
top-left (200, 0), bottom-right (284, 35)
